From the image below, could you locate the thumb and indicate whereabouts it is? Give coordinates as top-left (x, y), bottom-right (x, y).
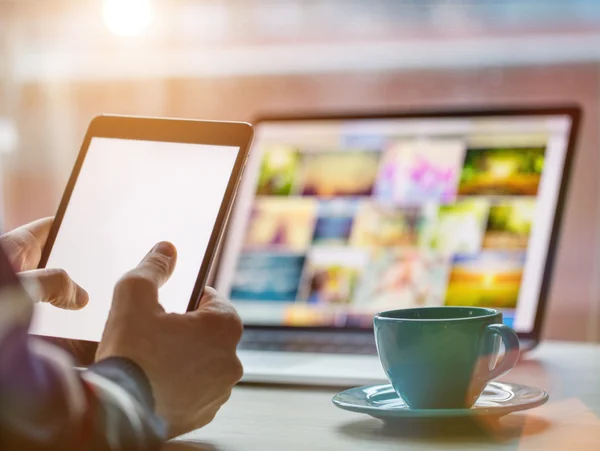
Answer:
top-left (19, 268), bottom-right (89, 310)
top-left (135, 241), bottom-right (178, 288)
top-left (113, 242), bottom-right (177, 313)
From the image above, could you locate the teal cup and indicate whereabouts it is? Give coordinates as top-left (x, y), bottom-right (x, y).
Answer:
top-left (374, 306), bottom-right (520, 409)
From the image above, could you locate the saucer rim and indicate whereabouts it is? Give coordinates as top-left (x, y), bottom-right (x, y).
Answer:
top-left (332, 381), bottom-right (549, 419)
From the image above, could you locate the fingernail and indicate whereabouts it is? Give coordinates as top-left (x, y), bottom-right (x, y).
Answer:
top-left (152, 241), bottom-right (175, 258)
top-left (76, 285), bottom-right (89, 308)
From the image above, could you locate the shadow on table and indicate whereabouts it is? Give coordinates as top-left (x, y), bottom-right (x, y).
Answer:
top-left (162, 440), bottom-right (220, 451)
top-left (337, 414), bottom-right (550, 446)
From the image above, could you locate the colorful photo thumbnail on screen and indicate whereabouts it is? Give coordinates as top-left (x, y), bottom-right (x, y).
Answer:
top-left (243, 198), bottom-right (317, 252)
top-left (283, 309), bottom-right (374, 328)
top-left (230, 253), bottom-right (306, 301)
top-left (483, 199), bottom-right (536, 249)
top-left (256, 146), bottom-right (301, 196)
top-left (375, 139), bottom-right (465, 204)
top-left (420, 199), bottom-right (489, 255)
top-left (282, 305), bottom-right (337, 327)
top-left (458, 147), bottom-right (546, 195)
top-left (298, 248), bottom-right (369, 305)
top-left (312, 200), bottom-right (359, 245)
top-left (444, 251), bottom-right (525, 308)
top-left (353, 248), bottom-right (450, 311)
top-left (350, 202), bottom-right (422, 247)
top-left (299, 150), bottom-right (381, 197)
top-left (502, 311), bottom-right (516, 329)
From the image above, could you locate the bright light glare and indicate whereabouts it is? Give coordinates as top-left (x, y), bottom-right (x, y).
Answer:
top-left (0, 118), bottom-right (19, 154)
top-left (103, 0), bottom-right (153, 37)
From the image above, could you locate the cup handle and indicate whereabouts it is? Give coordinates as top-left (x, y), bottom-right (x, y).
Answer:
top-left (482, 324), bottom-right (520, 381)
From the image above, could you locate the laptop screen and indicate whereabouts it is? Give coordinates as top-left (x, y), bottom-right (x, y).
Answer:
top-left (215, 111), bottom-right (576, 334)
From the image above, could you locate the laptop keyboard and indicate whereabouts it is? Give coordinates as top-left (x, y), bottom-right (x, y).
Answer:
top-left (239, 330), bottom-right (378, 355)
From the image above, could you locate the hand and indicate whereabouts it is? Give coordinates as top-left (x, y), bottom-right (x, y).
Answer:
top-left (0, 217), bottom-right (89, 309)
top-left (97, 242), bottom-right (244, 438)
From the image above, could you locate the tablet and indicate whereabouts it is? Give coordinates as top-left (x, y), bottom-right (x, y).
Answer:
top-left (30, 115), bottom-right (253, 342)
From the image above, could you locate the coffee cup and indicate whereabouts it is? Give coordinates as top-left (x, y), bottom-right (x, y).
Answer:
top-left (373, 306), bottom-right (520, 409)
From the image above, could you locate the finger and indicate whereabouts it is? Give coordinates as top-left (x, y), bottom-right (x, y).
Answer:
top-left (194, 288), bottom-right (241, 333)
top-left (0, 217), bottom-right (54, 271)
top-left (113, 242), bottom-right (177, 313)
top-left (133, 241), bottom-right (177, 289)
top-left (195, 286), bottom-right (235, 312)
top-left (191, 287), bottom-right (243, 348)
top-left (19, 268), bottom-right (89, 310)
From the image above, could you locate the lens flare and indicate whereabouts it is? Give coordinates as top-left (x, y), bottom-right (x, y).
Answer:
top-left (102, 0), bottom-right (153, 37)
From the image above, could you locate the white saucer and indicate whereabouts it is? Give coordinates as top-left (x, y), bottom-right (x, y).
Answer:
top-left (333, 381), bottom-right (548, 421)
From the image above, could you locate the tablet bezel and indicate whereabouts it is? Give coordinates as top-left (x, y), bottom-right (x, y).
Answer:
top-left (38, 114), bottom-right (254, 325)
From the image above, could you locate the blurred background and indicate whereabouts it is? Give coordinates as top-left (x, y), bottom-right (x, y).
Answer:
top-left (0, 0), bottom-right (599, 342)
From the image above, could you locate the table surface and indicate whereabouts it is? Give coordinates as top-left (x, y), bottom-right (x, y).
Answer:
top-left (166, 341), bottom-right (600, 451)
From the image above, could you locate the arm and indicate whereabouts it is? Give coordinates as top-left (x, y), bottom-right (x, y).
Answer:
top-left (0, 292), bottom-right (166, 451)
top-left (0, 220), bottom-right (166, 450)
top-left (2, 221), bottom-right (243, 446)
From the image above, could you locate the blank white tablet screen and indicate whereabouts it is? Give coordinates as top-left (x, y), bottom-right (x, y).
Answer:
top-left (30, 137), bottom-right (240, 342)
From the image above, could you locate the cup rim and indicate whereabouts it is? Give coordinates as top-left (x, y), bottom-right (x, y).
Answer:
top-left (374, 306), bottom-right (501, 322)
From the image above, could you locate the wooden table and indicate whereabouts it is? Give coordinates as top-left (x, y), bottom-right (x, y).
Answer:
top-left (167, 341), bottom-right (600, 450)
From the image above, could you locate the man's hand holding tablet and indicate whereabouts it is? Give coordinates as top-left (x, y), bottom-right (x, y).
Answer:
top-left (0, 220), bottom-right (243, 439)
top-left (0, 115), bottom-right (254, 438)
top-left (98, 241), bottom-right (243, 438)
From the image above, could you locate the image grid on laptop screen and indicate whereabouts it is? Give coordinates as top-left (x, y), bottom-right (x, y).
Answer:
top-left (216, 113), bottom-right (574, 334)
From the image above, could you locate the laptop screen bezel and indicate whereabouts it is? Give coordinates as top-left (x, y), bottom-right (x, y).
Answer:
top-left (213, 105), bottom-right (581, 343)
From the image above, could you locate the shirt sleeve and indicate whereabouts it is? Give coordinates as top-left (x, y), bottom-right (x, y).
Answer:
top-left (0, 279), bottom-right (166, 450)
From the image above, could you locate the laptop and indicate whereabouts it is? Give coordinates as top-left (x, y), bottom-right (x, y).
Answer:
top-left (214, 106), bottom-right (581, 386)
